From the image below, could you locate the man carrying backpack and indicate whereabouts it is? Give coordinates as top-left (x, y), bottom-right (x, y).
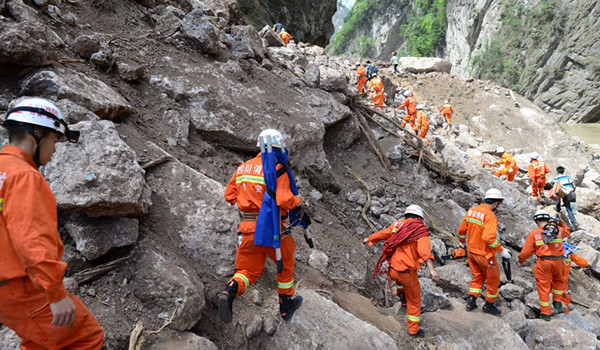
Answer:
top-left (553, 166), bottom-right (578, 229)
top-left (365, 61), bottom-right (378, 81)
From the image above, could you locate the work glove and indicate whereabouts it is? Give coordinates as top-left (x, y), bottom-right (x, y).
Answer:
top-left (500, 248), bottom-right (512, 259)
top-left (459, 242), bottom-right (465, 249)
top-left (508, 168), bottom-right (513, 173)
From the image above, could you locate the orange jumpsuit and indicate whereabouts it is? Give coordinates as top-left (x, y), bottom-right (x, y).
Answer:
top-left (518, 221), bottom-right (570, 316)
top-left (398, 96), bottom-right (418, 131)
top-left (224, 154), bottom-right (301, 297)
top-left (457, 204), bottom-right (505, 303)
top-left (528, 160), bottom-right (550, 202)
top-left (416, 110), bottom-right (430, 146)
top-left (0, 145), bottom-right (104, 350)
top-left (279, 31), bottom-right (293, 46)
top-left (494, 153), bottom-right (518, 182)
top-left (355, 66), bottom-right (367, 94)
top-left (556, 253), bottom-right (588, 314)
top-left (439, 104), bottom-right (454, 125)
top-left (369, 77), bottom-right (385, 110)
top-left (367, 219), bottom-right (433, 335)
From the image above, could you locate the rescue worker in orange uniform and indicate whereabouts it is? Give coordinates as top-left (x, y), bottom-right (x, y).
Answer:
top-left (0, 98), bottom-right (104, 349)
top-left (219, 129), bottom-right (304, 323)
top-left (518, 210), bottom-right (570, 321)
top-left (355, 62), bottom-right (367, 95)
top-left (439, 100), bottom-right (454, 127)
top-left (491, 147), bottom-right (518, 182)
top-left (415, 105), bottom-right (430, 146)
top-left (398, 90), bottom-right (418, 132)
top-left (457, 188), bottom-right (511, 315)
top-left (555, 242), bottom-right (588, 314)
top-left (369, 73), bottom-right (385, 110)
top-left (279, 28), bottom-right (293, 47)
top-left (527, 152), bottom-right (550, 204)
top-left (363, 205), bottom-right (439, 338)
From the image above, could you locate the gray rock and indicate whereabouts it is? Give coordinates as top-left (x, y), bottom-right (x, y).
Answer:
top-left (0, 21), bottom-right (63, 66)
top-left (309, 189), bottom-right (323, 201)
top-left (346, 189), bottom-right (366, 206)
top-left (245, 315), bottom-right (263, 339)
top-left (524, 291), bottom-right (541, 313)
top-left (421, 279), bottom-right (451, 312)
top-left (429, 238), bottom-right (446, 262)
top-left (117, 61), bottom-right (145, 83)
top-left (90, 50), bottom-right (112, 70)
top-left (304, 63), bottom-right (320, 88)
top-left (181, 9), bottom-right (224, 56)
top-left (72, 34), bottom-right (101, 59)
top-left (556, 310), bottom-right (600, 335)
top-left (261, 58), bottom-right (273, 71)
top-left (573, 242), bottom-right (600, 275)
top-left (145, 154), bottom-right (238, 276)
top-left (511, 298), bottom-right (536, 319)
top-left (274, 290), bottom-right (398, 350)
top-left (246, 289), bottom-right (263, 306)
top-left (19, 68), bottom-right (133, 120)
top-left (132, 0), bottom-right (155, 8)
top-left (308, 249), bottom-right (329, 273)
top-left (63, 212), bottom-right (139, 260)
top-left (148, 332), bottom-right (217, 350)
top-left (230, 25), bottom-right (265, 62)
top-left (263, 314), bottom-right (279, 335)
top-left (132, 246), bottom-right (205, 331)
top-left (435, 263), bottom-right (472, 297)
top-left (500, 283), bottom-right (526, 301)
top-left (386, 143), bottom-right (405, 165)
top-left (44, 120), bottom-right (151, 217)
top-left (516, 318), bottom-right (599, 349)
top-left (400, 57), bottom-right (452, 74)
top-left (63, 277), bottom-right (78, 293)
top-left (319, 66), bottom-right (347, 92)
top-left (258, 25), bottom-right (285, 47)
top-left (0, 327), bottom-right (20, 350)
top-left (575, 187), bottom-right (600, 220)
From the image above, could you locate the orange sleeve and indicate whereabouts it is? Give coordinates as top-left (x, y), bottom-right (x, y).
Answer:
top-left (570, 254), bottom-right (589, 267)
top-left (482, 212), bottom-right (503, 252)
top-left (558, 220), bottom-right (570, 239)
top-left (528, 164), bottom-right (535, 180)
top-left (545, 164), bottom-right (550, 174)
top-left (223, 170), bottom-right (238, 205)
top-left (275, 166), bottom-right (300, 211)
top-left (439, 106), bottom-right (443, 113)
top-left (518, 231), bottom-right (536, 264)
top-left (4, 172), bottom-right (67, 303)
top-left (450, 106), bottom-right (454, 113)
top-left (398, 99), bottom-right (408, 109)
top-left (457, 216), bottom-right (468, 244)
top-left (367, 222), bottom-right (395, 245)
top-left (416, 236), bottom-right (433, 263)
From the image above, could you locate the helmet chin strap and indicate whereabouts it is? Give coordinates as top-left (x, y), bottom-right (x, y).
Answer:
top-left (24, 125), bottom-right (48, 167)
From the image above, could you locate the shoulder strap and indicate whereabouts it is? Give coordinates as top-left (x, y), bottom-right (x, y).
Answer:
top-left (267, 163), bottom-right (290, 199)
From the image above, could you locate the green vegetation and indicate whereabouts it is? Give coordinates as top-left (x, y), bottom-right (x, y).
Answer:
top-left (469, 0), bottom-right (565, 90)
top-left (399, 0), bottom-right (447, 57)
top-left (356, 36), bottom-right (377, 57)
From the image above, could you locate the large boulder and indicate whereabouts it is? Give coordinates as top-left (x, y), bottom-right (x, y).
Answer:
top-left (421, 278), bottom-right (451, 312)
top-left (575, 187), bottom-right (600, 220)
top-left (145, 156), bottom-right (238, 276)
top-left (63, 213), bottom-right (139, 260)
top-left (400, 57), bottom-right (452, 74)
top-left (431, 263), bottom-right (472, 297)
top-left (147, 332), bottom-right (217, 350)
top-left (572, 242), bottom-right (600, 275)
top-left (515, 318), bottom-right (600, 349)
top-left (44, 120), bottom-right (152, 217)
top-left (230, 25), bottom-right (265, 62)
top-left (259, 25), bottom-right (285, 47)
top-left (274, 290), bottom-right (399, 350)
top-left (19, 68), bottom-right (133, 120)
top-left (0, 21), bottom-right (64, 66)
top-left (319, 66), bottom-right (347, 92)
top-left (181, 9), bottom-right (225, 56)
top-left (72, 34), bottom-right (102, 60)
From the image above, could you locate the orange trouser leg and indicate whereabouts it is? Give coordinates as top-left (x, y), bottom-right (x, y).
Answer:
top-left (402, 114), bottom-right (417, 130)
top-left (532, 178), bottom-right (546, 198)
top-left (533, 259), bottom-right (565, 315)
top-left (468, 253), bottom-right (500, 303)
top-left (0, 278), bottom-right (104, 350)
top-left (357, 78), bottom-right (367, 94)
top-left (506, 169), bottom-right (516, 182)
top-left (443, 113), bottom-right (452, 125)
top-left (418, 126), bottom-right (430, 145)
top-left (390, 269), bottom-right (421, 335)
top-left (230, 233), bottom-right (296, 297)
top-left (494, 168), bottom-right (516, 182)
top-left (373, 94), bottom-right (385, 110)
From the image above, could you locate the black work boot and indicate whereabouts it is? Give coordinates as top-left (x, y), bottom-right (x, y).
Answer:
top-left (553, 301), bottom-right (564, 314)
top-left (397, 291), bottom-right (407, 307)
top-left (218, 280), bottom-right (238, 323)
top-left (280, 294), bottom-right (303, 321)
top-left (540, 313), bottom-right (551, 322)
top-left (482, 301), bottom-right (502, 316)
top-left (465, 295), bottom-right (477, 311)
top-left (409, 329), bottom-right (425, 338)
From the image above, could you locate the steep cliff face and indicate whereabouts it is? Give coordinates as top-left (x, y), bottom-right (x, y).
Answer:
top-left (236, 0), bottom-right (337, 46)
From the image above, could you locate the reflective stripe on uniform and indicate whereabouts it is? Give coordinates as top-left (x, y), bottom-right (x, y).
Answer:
top-left (278, 279), bottom-right (294, 289)
top-left (535, 240), bottom-right (544, 246)
top-left (486, 292), bottom-right (498, 298)
top-left (551, 289), bottom-right (563, 295)
top-left (549, 238), bottom-right (562, 244)
top-left (0, 198), bottom-right (3, 211)
top-left (539, 300), bottom-right (550, 306)
top-left (489, 240), bottom-right (500, 248)
top-left (469, 288), bottom-right (482, 294)
top-left (233, 273), bottom-right (249, 289)
top-left (466, 218), bottom-right (484, 226)
top-left (407, 314), bottom-right (420, 322)
top-left (235, 175), bottom-right (265, 185)
top-left (458, 234), bottom-right (466, 239)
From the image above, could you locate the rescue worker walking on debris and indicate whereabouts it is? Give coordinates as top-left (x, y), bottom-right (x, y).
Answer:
top-left (0, 98), bottom-right (104, 349)
top-left (390, 52), bottom-right (399, 74)
top-left (415, 105), bottom-right (430, 146)
top-left (517, 210), bottom-right (571, 321)
top-left (365, 60), bottom-right (377, 82)
top-left (272, 22), bottom-right (283, 34)
top-left (528, 152), bottom-right (550, 204)
top-left (279, 28), bottom-right (293, 47)
top-left (558, 241), bottom-right (588, 314)
top-left (363, 205), bottom-right (439, 338)
top-left (355, 62), bottom-right (367, 95)
top-left (553, 166), bottom-right (579, 229)
top-left (487, 147), bottom-right (518, 182)
top-left (219, 129), bottom-right (304, 323)
top-left (439, 100), bottom-right (454, 127)
top-left (369, 73), bottom-right (385, 110)
top-left (398, 90), bottom-right (418, 132)
top-left (457, 189), bottom-right (511, 316)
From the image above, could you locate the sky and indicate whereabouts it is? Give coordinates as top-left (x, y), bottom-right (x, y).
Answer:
top-left (340, 0), bottom-right (355, 8)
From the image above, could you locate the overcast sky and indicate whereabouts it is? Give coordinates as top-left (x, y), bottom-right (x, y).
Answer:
top-left (340, 0), bottom-right (355, 8)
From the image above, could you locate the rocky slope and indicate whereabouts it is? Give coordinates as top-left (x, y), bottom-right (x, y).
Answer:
top-left (1, 1), bottom-right (600, 349)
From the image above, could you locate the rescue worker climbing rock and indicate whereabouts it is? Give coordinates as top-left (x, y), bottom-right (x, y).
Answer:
top-left (355, 62), bottom-right (367, 95)
top-left (557, 241), bottom-right (588, 314)
top-left (553, 166), bottom-right (578, 229)
top-left (398, 90), bottom-right (418, 132)
top-left (457, 189), bottom-right (510, 315)
top-left (415, 105), bottom-right (430, 146)
top-left (0, 98), bottom-right (104, 349)
top-left (363, 205), bottom-right (439, 338)
top-left (528, 152), bottom-right (550, 204)
top-left (439, 100), bottom-right (454, 127)
top-left (518, 210), bottom-right (570, 321)
top-left (369, 73), bottom-right (385, 110)
top-left (488, 147), bottom-right (518, 182)
top-left (219, 129), bottom-right (304, 323)
top-left (279, 28), bottom-right (292, 46)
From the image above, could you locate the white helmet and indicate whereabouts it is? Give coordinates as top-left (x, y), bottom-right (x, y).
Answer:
top-left (484, 188), bottom-right (504, 200)
top-left (404, 204), bottom-right (424, 219)
top-left (416, 104), bottom-right (424, 110)
top-left (256, 129), bottom-right (286, 149)
top-left (444, 100), bottom-right (449, 104)
top-left (530, 152), bottom-right (540, 160)
top-left (5, 98), bottom-right (79, 143)
top-left (403, 90), bottom-right (412, 97)
top-left (533, 209), bottom-right (551, 221)
top-left (496, 146), bottom-right (505, 154)
top-left (355, 62), bottom-right (360, 67)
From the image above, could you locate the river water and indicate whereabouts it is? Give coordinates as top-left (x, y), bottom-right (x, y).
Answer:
top-left (560, 123), bottom-right (600, 146)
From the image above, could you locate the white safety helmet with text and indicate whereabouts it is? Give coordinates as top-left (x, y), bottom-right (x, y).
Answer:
top-left (496, 146), bottom-right (505, 154)
top-left (484, 188), bottom-right (504, 201)
top-left (404, 204), bottom-right (424, 219)
top-left (257, 128), bottom-right (286, 149)
top-left (403, 90), bottom-right (412, 97)
top-left (533, 209), bottom-right (551, 221)
top-left (416, 104), bottom-right (424, 110)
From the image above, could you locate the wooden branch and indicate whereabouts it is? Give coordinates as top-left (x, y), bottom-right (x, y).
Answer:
top-left (329, 276), bottom-right (366, 292)
top-left (345, 166), bottom-right (376, 232)
top-left (128, 321), bottom-right (144, 350)
top-left (422, 209), bottom-right (460, 248)
top-left (71, 253), bottom-right (132, 284)
top-left (352, 110), bottom-right (389, 170)
top-left (509, 90), bottom-right (520, 108)
top-left (570, 299), bottom-right (591, 309)
top-left (141, 155), bottom-right (171, 170)
top-left (146, 306), bottom-right (178, 335)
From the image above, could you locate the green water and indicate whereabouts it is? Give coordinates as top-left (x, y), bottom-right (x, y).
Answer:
top-left (560, 123), bottom-right (600, 146)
